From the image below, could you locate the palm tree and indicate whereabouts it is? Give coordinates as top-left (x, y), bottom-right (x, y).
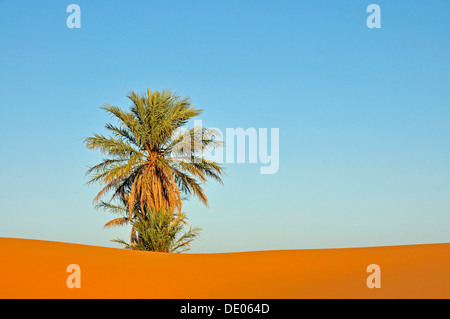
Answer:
top-left (112, 208), bottom-right (202, 253)
top-left (84, 89), bottom-right (224, 243)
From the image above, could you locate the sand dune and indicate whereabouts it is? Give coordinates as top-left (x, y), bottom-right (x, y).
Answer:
top-left (0, 238), bottom-right (448, 298)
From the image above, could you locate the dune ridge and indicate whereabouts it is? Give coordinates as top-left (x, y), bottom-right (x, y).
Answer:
top-left (0, 238), bottom-right (448, 299)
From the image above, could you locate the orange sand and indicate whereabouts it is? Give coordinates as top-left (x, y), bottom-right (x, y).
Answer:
top-left (0, 238), bottom-right (448, 299)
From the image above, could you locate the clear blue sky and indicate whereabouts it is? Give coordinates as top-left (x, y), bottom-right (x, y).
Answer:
top-left (1, 0), bottom-right (449, 252)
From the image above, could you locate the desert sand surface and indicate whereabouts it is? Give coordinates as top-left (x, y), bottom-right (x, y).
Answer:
top-left (0, 238), bottom-right (448, 299)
